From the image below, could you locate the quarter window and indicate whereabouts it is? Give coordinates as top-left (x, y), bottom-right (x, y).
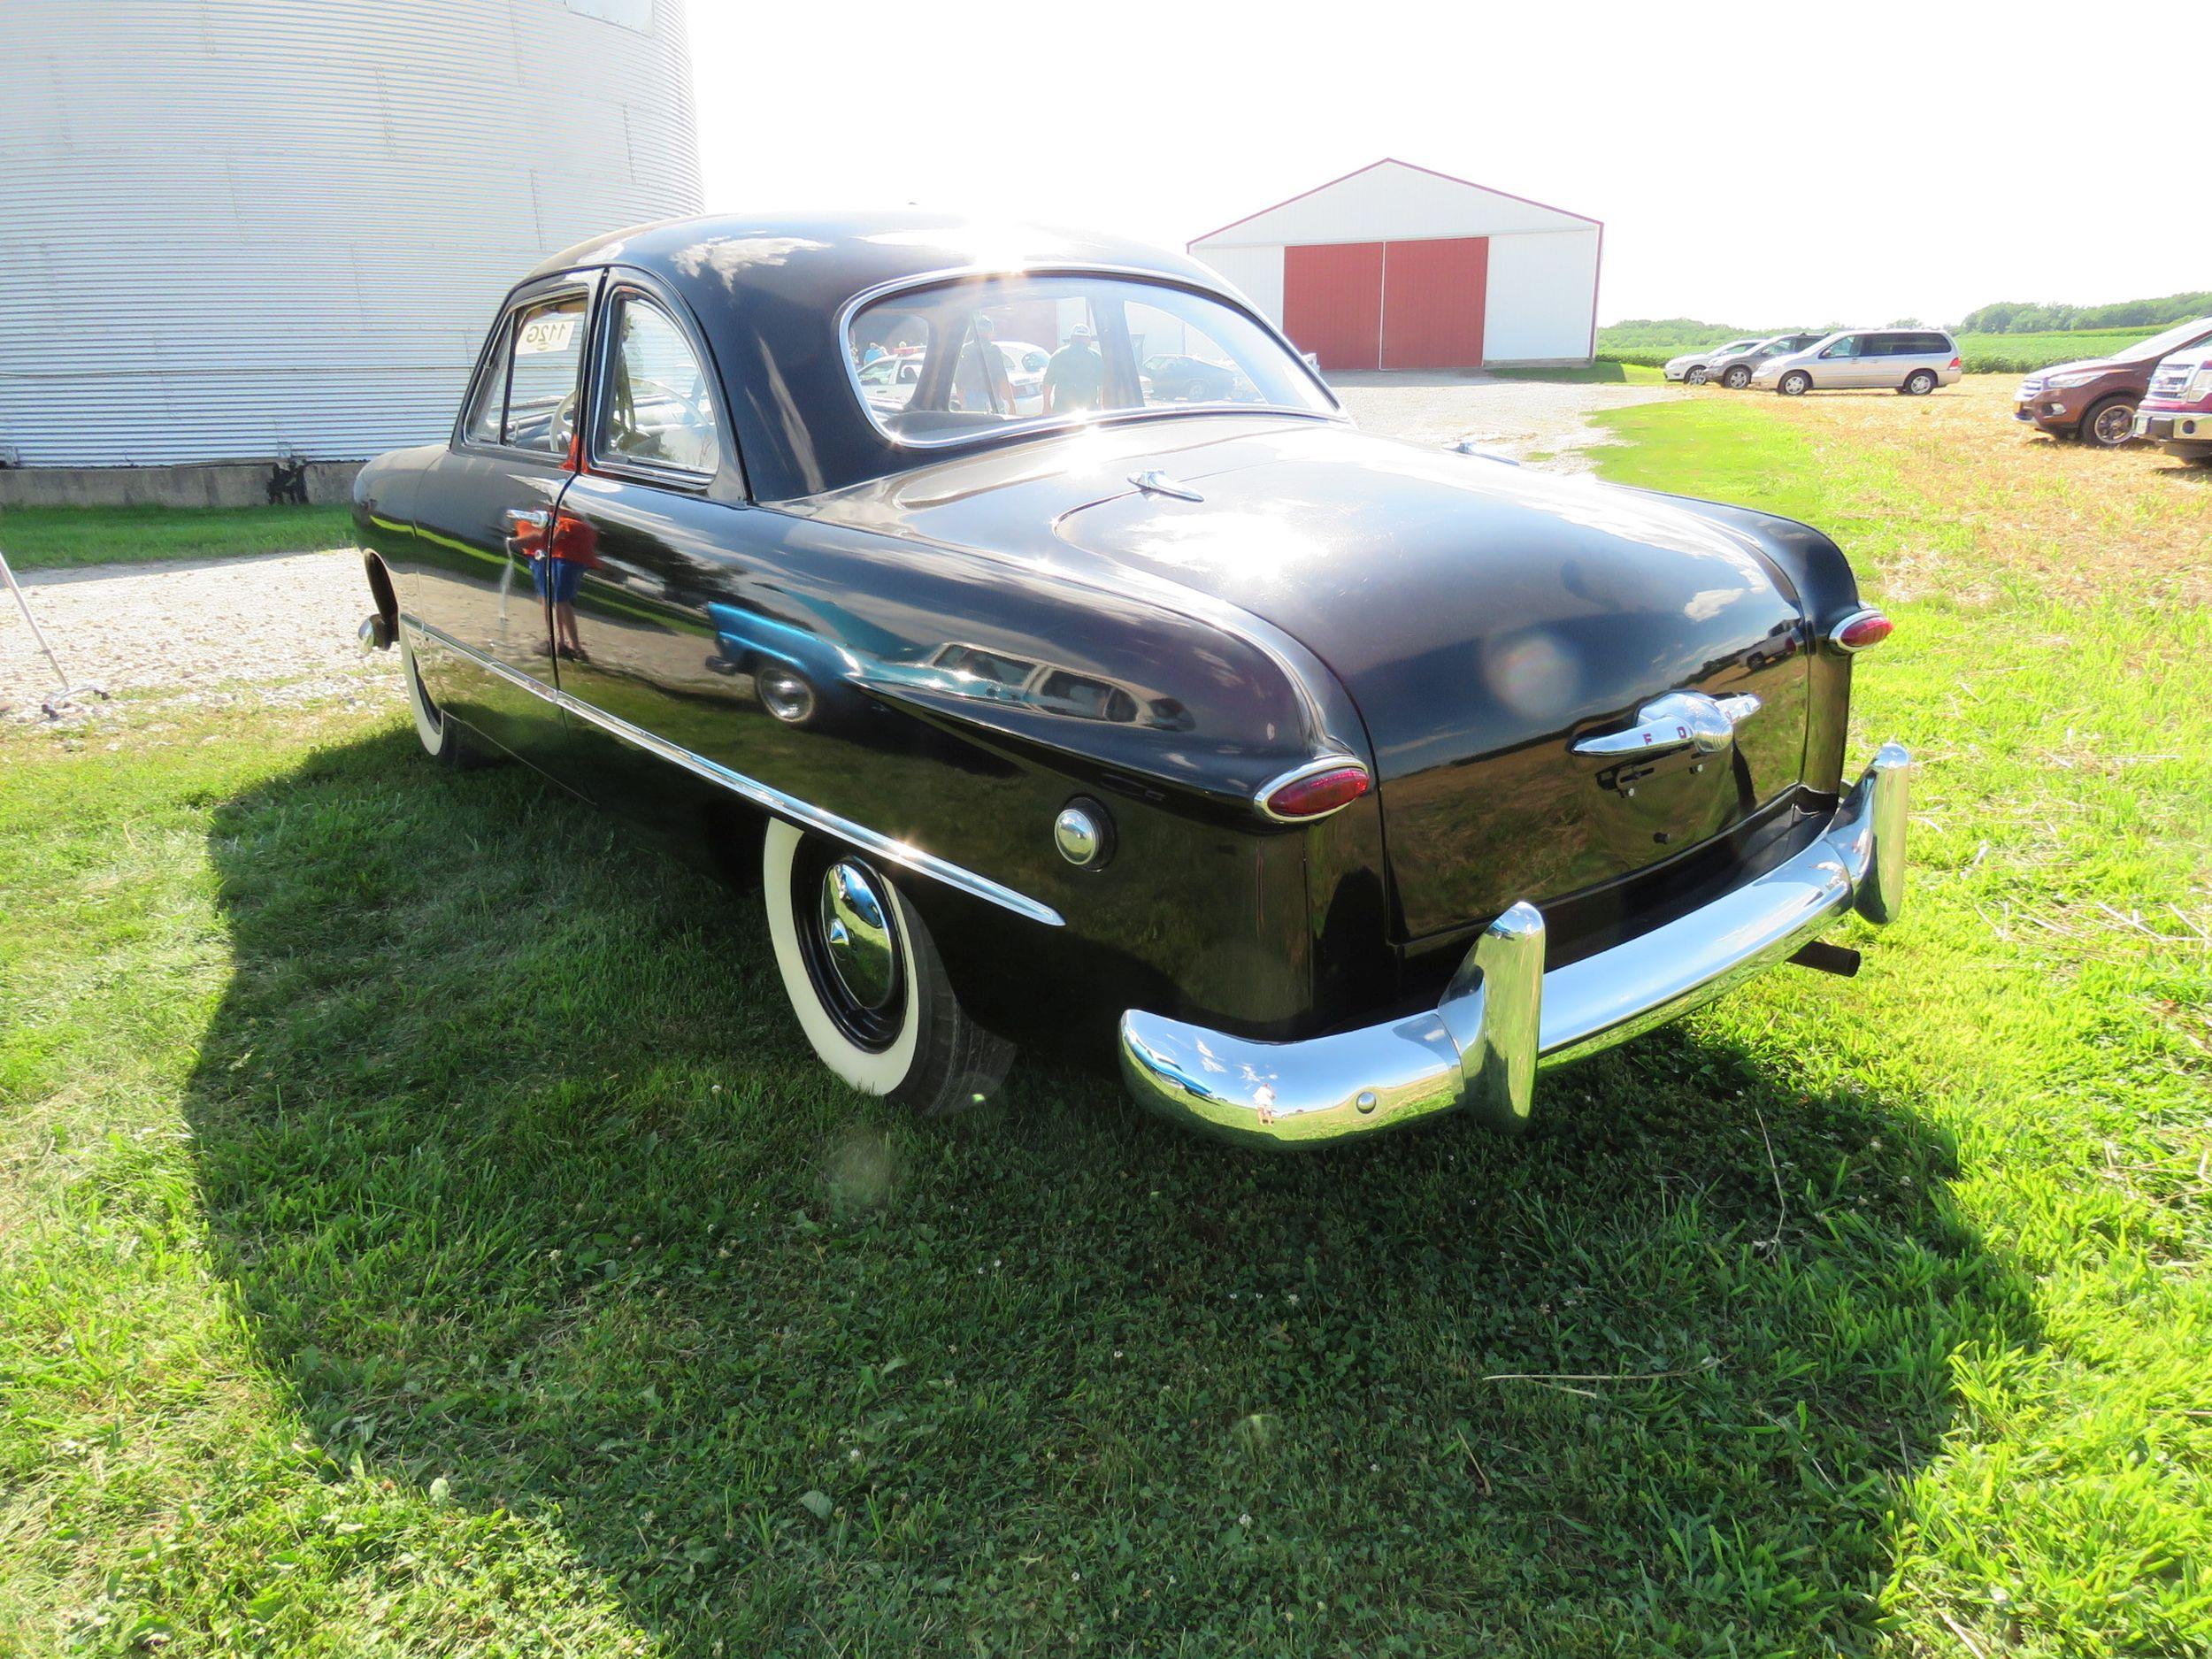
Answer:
top-left (595, 291), bottom-right (722, 477)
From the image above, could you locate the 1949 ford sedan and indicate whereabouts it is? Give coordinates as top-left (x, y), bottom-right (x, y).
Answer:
top-left (353, 211), bottom-right (1909, 1147)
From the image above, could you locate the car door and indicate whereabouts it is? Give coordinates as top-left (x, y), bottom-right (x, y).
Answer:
top-left (1867, 332), bottom-right (1916, 387)
top-left (1811, 333), bottom-right (1872, 388)
top-left (406, 273), bottom-right (596, 777)
top-left (540, 275), bottom-right (791, 838)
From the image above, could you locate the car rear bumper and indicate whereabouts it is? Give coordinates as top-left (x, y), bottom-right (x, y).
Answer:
top-left (1118, 743), bottom-right (1911, 1148)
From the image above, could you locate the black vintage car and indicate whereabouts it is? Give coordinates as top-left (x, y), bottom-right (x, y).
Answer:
top-left (354, 211), bottom-right (1909, 1147)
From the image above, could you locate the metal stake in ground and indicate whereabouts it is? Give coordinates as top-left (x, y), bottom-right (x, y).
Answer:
top-left (0, 549), bottom-right (108, 718)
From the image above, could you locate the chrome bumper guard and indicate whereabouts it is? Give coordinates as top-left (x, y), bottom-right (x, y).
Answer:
top-left (1118, 743), bottom-right (1910, 1147)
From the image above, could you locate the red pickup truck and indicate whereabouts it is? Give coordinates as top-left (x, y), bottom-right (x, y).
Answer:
top-left (2131, 348), bottom-right (2212, 464)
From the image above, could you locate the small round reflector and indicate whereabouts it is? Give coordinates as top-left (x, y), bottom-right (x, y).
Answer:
top-left (1260, 762), bottom-right (1371, 822)
top-left (1831, 610), bottom-right (1893, 652)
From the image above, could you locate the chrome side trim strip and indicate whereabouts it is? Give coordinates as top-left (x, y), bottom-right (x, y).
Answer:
top-left (401, 618), bottom-right (1064, 928)
top-left (1120, 744), bottom-right (1911, 1148)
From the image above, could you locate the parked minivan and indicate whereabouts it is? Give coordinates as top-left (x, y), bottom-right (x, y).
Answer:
top-left (1753, 329), bottom-right (1962, 396)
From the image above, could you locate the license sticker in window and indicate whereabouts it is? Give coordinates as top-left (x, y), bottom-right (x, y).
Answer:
top-left (518, 315), bottom-right (577, 355)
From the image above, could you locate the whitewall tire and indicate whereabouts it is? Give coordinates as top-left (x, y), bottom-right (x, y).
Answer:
top-left (762, 820), bottom-right (1013, 1116)
top-left (400, 624), bottom-right (495, 770)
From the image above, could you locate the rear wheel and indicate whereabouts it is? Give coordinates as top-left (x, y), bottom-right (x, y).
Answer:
top-left (1685, 365), bottom-right (1709, 385)
top-left (1901, 369), bottom-right (1937, 396)
top-left (2081, 396), bottom-right (2138, 448)
top-left (762, 822), bottom-right (1013, 1117)
top-left (1721, 365), bottom-right (1753, 389)
top-left (1182, 378), bottom-right (1210, 402)
top-left (1778, 371), bottom-right (1811, 396)
top-left (400, 625), bottom-right (498, 770)
top-left (754, 664), bottom-right (819, 726)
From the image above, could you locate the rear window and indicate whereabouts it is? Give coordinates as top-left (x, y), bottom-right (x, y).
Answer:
top-left (846, 272), bottom-right (1334, 447)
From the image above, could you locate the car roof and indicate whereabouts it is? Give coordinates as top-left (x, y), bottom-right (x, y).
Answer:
top-left (522, 211), bottom-right (1242, 501)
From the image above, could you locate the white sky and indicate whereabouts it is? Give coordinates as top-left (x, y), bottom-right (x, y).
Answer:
top-left (685, 2), bottom-right (2212, 330)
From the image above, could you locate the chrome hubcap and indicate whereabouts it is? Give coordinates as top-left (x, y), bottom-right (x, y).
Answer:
top-left (757, 667), bottom-right (815, 723)
top-left (818, 860), bottom-right (895, 1010)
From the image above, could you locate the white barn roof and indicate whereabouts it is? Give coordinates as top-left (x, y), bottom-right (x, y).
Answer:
top-left (1191, 158), bottom-right (1600, 250)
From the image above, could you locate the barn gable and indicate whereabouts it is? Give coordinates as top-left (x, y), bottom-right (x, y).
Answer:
top-left (1188, 158), bottom-right (1602, 372)
top-left (1191, 159), bottom-right (1598, 250)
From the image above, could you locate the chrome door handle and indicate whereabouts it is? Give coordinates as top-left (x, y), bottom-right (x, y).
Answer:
top-left (503, 507), bottom-right (551, 557)
top-left (1572, 691), bottom-right (1761, 758)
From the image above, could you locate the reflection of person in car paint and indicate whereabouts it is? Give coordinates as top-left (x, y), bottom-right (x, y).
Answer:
top-left (1043, 324), bottom-right (1103, 416)
top-left (533, 552), bottom-right (587, 662)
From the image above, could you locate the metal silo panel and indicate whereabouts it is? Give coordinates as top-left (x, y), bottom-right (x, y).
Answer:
top-left (0, 0), bottom-right (703, 466)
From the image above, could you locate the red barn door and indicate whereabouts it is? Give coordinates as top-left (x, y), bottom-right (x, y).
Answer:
top-left (1379, 237), bottom-right (1487, 370)
top-left (1282, 242), bottom-right (1383, 372)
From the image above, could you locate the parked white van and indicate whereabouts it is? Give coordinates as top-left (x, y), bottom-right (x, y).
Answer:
top-left (1752, 329), bottom-right (1962, 396)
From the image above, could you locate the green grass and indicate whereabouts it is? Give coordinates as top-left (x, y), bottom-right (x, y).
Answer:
top-left (3, 398), bottom-right (2207, 1655)
top-left (0, 503), bottom-right (353, 572)
top-left (1488, 363), bottom-right (1664, 386)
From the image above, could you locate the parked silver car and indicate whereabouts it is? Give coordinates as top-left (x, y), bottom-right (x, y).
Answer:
top-left (1704, 332), bottom-right (1826, 389)
top-left (1753, 329), bottom-right (1962, 396)
top-left (1663, 338), bottom-right (1762, 384)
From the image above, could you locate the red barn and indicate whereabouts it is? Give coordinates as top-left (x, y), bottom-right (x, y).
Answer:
top-left (1189, 158), bottom-right (1602, 373)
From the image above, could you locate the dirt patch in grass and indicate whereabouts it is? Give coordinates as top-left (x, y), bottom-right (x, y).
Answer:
top-left (1751, 374), bottom-right (2212, 606)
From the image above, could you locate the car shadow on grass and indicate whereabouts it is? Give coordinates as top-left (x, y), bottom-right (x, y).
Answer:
top-left (182, 729), bottom-right (2036, 1656)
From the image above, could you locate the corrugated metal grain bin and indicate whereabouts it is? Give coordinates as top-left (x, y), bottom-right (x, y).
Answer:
top-left (0, 0), bottom-right (703, 466)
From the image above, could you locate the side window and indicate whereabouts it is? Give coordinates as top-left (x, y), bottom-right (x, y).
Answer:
top-left (502, 294), bottom-right (588, 454)
top-left (596, 291), bottom-right (722, 477)
top-left (1916, 334), bottom-right (1951, 355)
top-left (462, 319), bottom-right (511, 444)
top-left (1820, 335), bottom-right (1861, 359)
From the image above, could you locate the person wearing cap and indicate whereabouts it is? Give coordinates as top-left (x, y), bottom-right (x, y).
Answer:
top-left (1043, 323), bottom-right (1105, 417)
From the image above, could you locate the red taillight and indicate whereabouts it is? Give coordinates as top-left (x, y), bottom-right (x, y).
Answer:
top-left (1831, 609), bottom-right (1893, 652)
top-left (1259, 761), bottom-right (1371, 821)
top-left (1947, 357), bottom-right (1961, 370)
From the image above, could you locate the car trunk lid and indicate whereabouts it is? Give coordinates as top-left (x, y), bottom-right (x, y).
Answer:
top-left (1048, 426), bottom-right (1814, 938)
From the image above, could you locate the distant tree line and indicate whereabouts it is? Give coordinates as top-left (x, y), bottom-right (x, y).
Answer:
top-left (1954, 292), bottom-right (2212, 334)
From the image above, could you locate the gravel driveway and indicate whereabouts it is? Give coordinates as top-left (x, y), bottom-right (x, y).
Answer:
top-left (0, 549), bottom-right (389, 724)
top-left (1, 373), bottom-right (1674, 724)
top-left (1331, 370), bottom-right (1678, 466)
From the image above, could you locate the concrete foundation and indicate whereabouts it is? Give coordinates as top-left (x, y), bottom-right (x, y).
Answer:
top-left (0, 458), bottom-right (366, 510)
